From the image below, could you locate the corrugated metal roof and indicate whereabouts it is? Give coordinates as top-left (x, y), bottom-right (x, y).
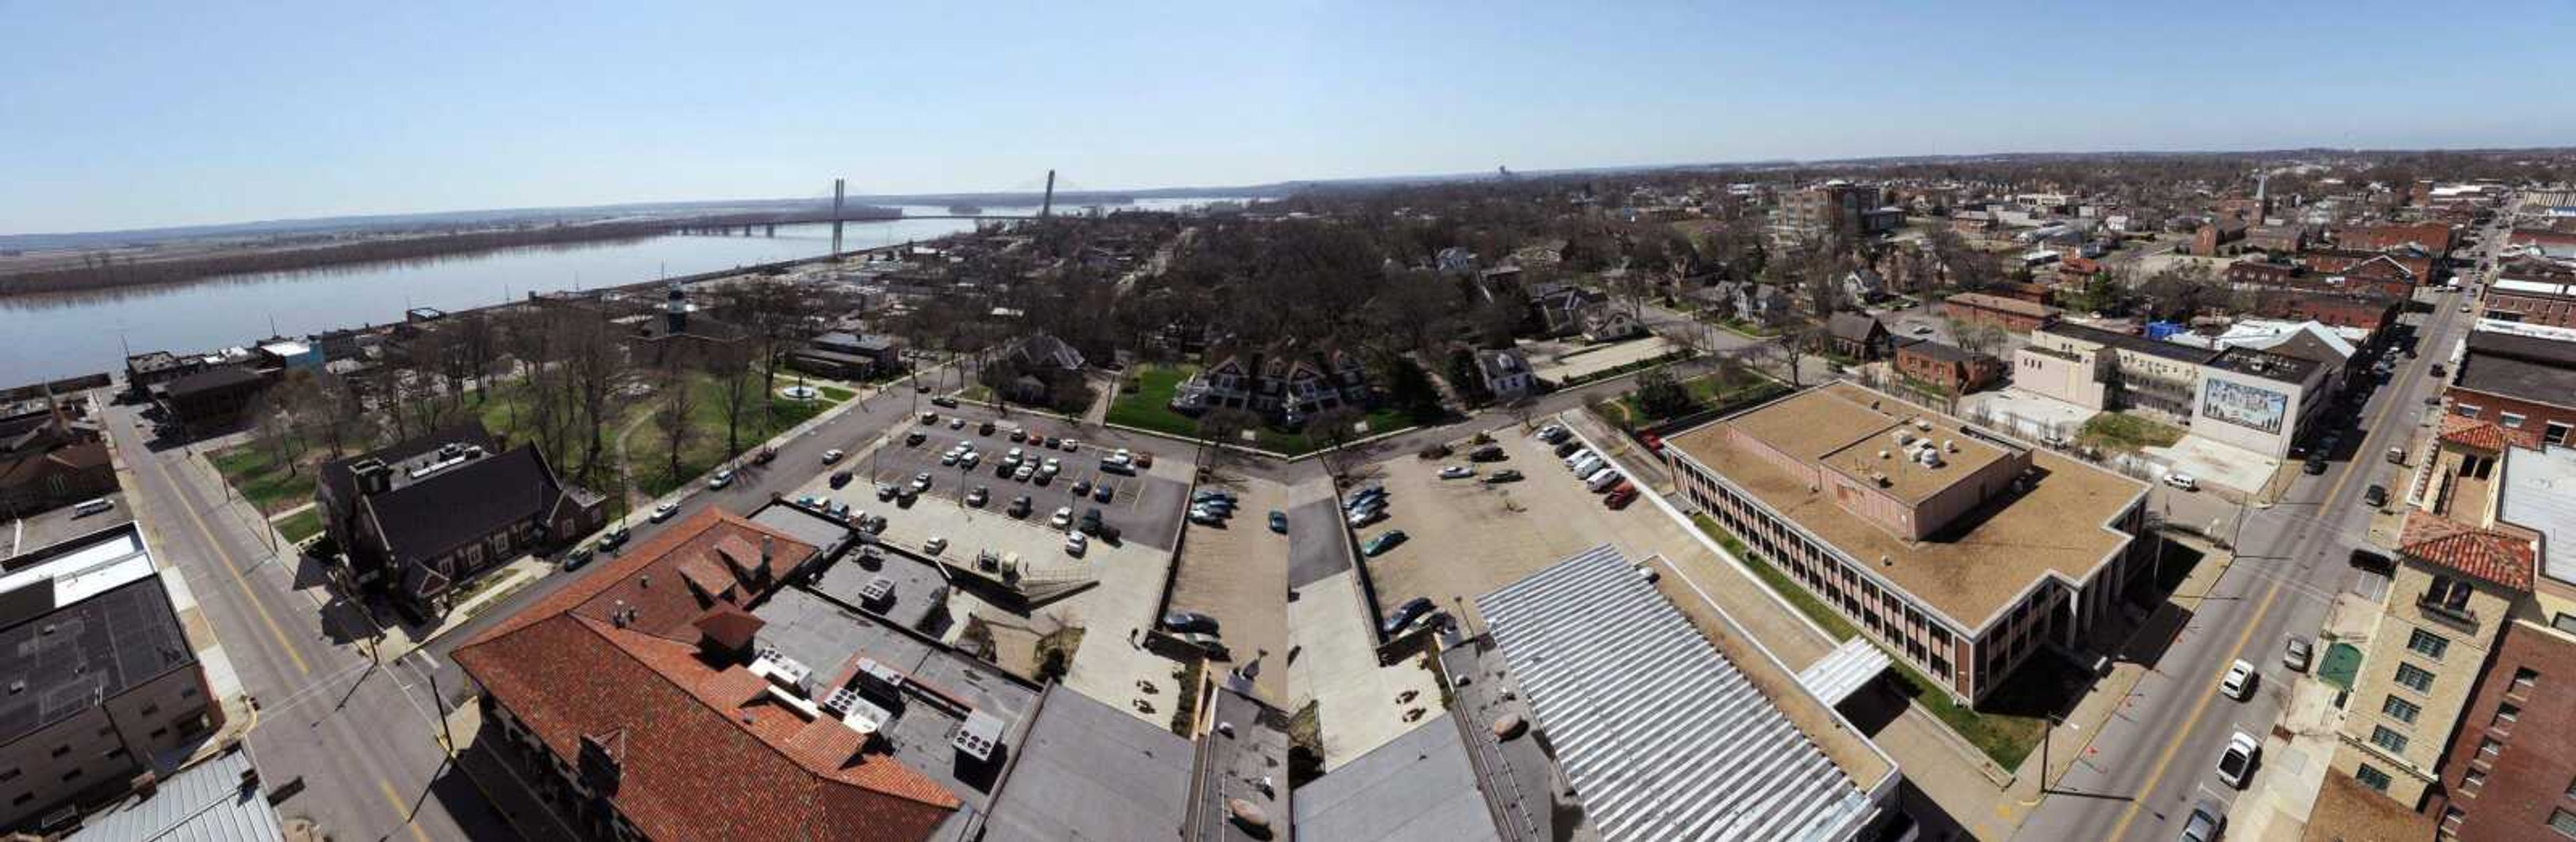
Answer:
top-left (1476, 545), bottom-right (1872, 842)
top-left (1797, 639), bottom-right (1892, 707)
top-left (68, 748), bottom-right (282, 842)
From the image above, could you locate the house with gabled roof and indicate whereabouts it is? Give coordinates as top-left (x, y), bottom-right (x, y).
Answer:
top-left (1169, 339), bottom-right (1371, 426)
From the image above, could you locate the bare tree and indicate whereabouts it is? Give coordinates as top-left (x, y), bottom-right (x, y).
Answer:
top-left (564, 315), bottom-right (629, 482)
top-left (654, 362), bottom-right (701, 484)
top-left (1773, 324), bottom-right (1816, 388)
top-left (707, 342), bottom-right (761, 458)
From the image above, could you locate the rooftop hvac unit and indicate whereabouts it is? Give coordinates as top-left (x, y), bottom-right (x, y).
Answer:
top-left (1915, 419), bottom-right (1933, 431)
top-left (857, 576), bottom-right (896, 605)
top-left (1945, 439), bottom-right (1958, 452)
top-left (1894, 431), bottom-right (1915, 447)
top-left (952, 710), bottom-right (1007, 762)
top-left (855, 657), bottom-right (908, 703)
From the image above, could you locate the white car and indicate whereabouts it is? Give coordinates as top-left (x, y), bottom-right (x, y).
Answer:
top-left (822, 448), bottom-right (845, 464)
top-left (1439, 466), bottom-right (1474, 480)
top-left (949, 417), bottom-right (966, 429)
top-left (2163, 472), bottom-right (2198, 492)
top-left (2216, 731), bottom-right (2259, 789)
top-left (2219, 659), bottom-right (2257, 701)
top-left (965, 487), bottom-right (988, 507)
top-left (940, 450), bottom-right (961, 466)
top-left (1911, 323), bottom-right (1935, 335)
top-left (1014, 464), bottom-right (1036, 482)
top-left (1061, 438), bottom-right (1080, 452)
top-left (1050, 507), bottom-right (1074, 529)
top-left (1064, 533), bottom-right (1088, 556)
top-left (707, 468), bottom-right (735, 489)
top-left (650, 501), bottom-right (679, 521)
top-left (912, 472), bottom-right (932, 492)
top-left (1113, 448), bottom-right (1133, 464)
top-left (1006, 447), bottom-right (1024, 464)
top-left (960, 452), bottom-right (981, 469)
top-left (922, 537), bottom-right (948, 555)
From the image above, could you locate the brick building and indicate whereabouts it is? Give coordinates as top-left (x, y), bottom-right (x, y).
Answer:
top-left (2484, 261), bottom-right (2576, 329)
top-left (2337, 221), bottom-right (2456, 255)
top-left (1892, 339), bottom-right (2002, 394)
top-left (1660, 384), bottom-right (2147, 703)
top-left (1943, 293), bottom-right (2059, 333)
top-left (2192, 216), bottom-right (2248, 256)
top-left (2444, 331), bottom-right (2576, 448)
top-left (2304, 248), bottom-right (2434, 292)
top-left (2249, 288), bottom-right (2405, 333)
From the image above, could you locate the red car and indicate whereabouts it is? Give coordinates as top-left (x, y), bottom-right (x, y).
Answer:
top-left (1605, 488), bottom-right (1640, 510)
top-left (1641, 433), bottom-right (1665, 452)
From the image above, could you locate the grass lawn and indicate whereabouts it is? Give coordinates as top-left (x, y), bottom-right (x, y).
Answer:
top-left (818, 385), bottom-right (856, 402)
top-left (2080, 413), bottom-right (2186, 452)
top-left (274, 508), bottom-right (323, 544)
top-left (208, 445), bottom-right (318, 514)
top-left (1690, 513), bottom-right (2046, 768)
top-left (626, 372), bottom-right (843, 496)
top-left (1615, 368), bottom-right (1789, 425)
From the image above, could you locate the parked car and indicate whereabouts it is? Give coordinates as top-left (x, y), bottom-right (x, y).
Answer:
top-left (651, 501), bottom-right (679, 521)
top-left (1071, 479), bottom-right (1091, 496)
top-left (1050, 507), bottom-right (1074, 529)
top-left (1439, 465), bottom-right (1475, 480)
top-left (561, 546), bottom-right (596, 572)
top-left (949, 417), bottom-right (966, 429)
top-left (2178, 800), bottom-right (2224, 842)
top-left (1064, 533), bottom-right (1088, 556)
top-left (931, 395), bottom-right (959, 407)
top-left (959, 451), bottom-right (981, 469)
top-left (905, 430), bottom-right (926, 446)
top-left (920, 411), bottom-right (938, 425)
top-left (1562, 449), bottom-right (1595, 470)
top-left (1361, 530), bottom-right (1408, 556)
top-left (877, 482), bottom-right (898, 501)
top-left (1093, 484), bottom-right (1114, 503)
top-left (1014, 464), bottom-right (1036, 482)
top-left (2219, 659), bottom-right (2257, 701)
top-left (1008, 428), bottom-right (1028, 443)
top-left (2364, 484), bottom-right (2389, 507)
top-left (1043, 436), bottom-right (1062, 449)
top-left (1585, 468), bottom-right (1624, 492)
top-left (1468, 445), bottom-right (1506, 462)
top-left (1008, 495), bottom-right (1032, 517)
top-left (1641, 433), bottom-right (1664, 453)
top-left (829, 470), bottom-right (853, 488)
top-left (2162, 472), bottom-right (2197, 492)
top-left (1163, 611), bottom-right (1221, 635)
top-left (1079, 508), bottom-right (1104, 535)
top-left (1269, 511), bottom-right (1288, 533)
top-left (978, 420), bottom-right (995, 436)
top-left (1381, 597), bottom-right (1436, 637)
top-left (822, 448), bottom-right (845, 464)
top-left (597, 525), bottom-right (632, 551)
top-left (1605, 488), bottom-right (1639, 510)
top-left (922, 537), bottom-right (948, 555)
top-left (2302, 458), bottom-right (2328, 476)
top-left (2387, 446), bottom-right (2406, 464)
top-left (911, 472), bottom-right (933, 492)
top-left (2215, 731), bottom-right (2259, 789)
top-left (1483, 469), bottom-right (1523, 484)
top-left (708, 468), bottom-right (736, 489)
top-left (1348, 507), bottom-right (1387, 528)
top-left (1171, 631), bottom-right (1229, 660)
top-left (2284, 637), bottom-right (2314, 673)
top-left (1552, 440), bottom-right (1582, 458)
top-left (965, 486), bottom-right (988, 507)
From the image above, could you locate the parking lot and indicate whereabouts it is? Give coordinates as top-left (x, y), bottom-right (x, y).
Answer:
top-left (1351, 423), bottom-right (1831, 666)
top-left (851, 409), bottom-right (1193, 551)
top-left (1165, 472), bottom-right (1299, 702)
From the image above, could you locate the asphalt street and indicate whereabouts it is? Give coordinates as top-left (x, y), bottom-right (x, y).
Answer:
top-left (2015, 284), bottom-right (2477, 841)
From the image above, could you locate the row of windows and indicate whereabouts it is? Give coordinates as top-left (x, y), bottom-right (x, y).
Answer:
top-left (1688, 480), bottom-right (1964, 682)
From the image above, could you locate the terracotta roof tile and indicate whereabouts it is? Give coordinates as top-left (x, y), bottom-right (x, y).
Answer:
top-left (2438, 413), bottom-right (2542, 453)
top-left (453, 509), bottom-right (959, 842)
top-left (2399, 512), bottom-right (2536, 591)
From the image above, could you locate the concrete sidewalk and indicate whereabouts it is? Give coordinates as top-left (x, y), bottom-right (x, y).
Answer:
top-left (2222, 592), bottom-right (2379, 840)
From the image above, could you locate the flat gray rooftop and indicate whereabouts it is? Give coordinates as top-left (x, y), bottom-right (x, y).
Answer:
top-left (1293, 709), bottom-right (1507, 842)
top-left (980, 684), bottom-right (1192, 842)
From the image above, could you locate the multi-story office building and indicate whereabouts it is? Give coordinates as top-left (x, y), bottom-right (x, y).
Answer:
top-left (1777, 182), bottom-right (1898, 243)
top-left (1660, 384), bottom-right (2149, 703)
top-left (2012, 322), bottom-right (2219, 421)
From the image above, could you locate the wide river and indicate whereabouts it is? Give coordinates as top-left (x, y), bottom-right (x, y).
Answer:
top-left (0, 200), bottom-right (1223, 386)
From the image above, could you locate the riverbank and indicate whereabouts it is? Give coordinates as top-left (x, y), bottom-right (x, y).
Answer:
top-left (0, 210), bottom-right (907, 297)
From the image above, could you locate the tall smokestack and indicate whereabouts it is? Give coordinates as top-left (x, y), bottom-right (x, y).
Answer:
top-left (831, 178), bottom-right (845, 256)
top-left (1040, 170), bottom-right (1055, 219)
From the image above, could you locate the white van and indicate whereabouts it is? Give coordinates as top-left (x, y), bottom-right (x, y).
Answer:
top-left (1568, 454), bottom-right (1603, 476)
top-left (1586, 469), bottom-right (1625, 492)
top-left (73, 498), bottom-right (114, 517)
top-left (1562, 449), bottom-right (1593, 470)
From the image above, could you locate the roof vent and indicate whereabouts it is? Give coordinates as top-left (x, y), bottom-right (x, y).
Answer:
top-left (1945, 439), bottom-right (1959, 452)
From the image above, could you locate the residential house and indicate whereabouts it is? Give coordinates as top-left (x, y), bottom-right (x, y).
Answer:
top-left (1894, 339), bottom-right (2002, 394)
top-left (1475, 348), bottom-right (1534, 400)
top-left (1824, 312), bottom-right (1892, 360)
top-left (1841, 269), bottom-right (1890, 305)
top-left (1579, 305), bottom-right (1646, 343)
top-left (1734, 283), bottom-right (1794, 326)
top-left (1006, 333), bottom-right (1087, 372)
top-left (1525, 281), bottom-right (1603, 336)
top-left (316, 421), bottom-right (605, 615)
top-left (1169, 340), bottom-right (1371, 426)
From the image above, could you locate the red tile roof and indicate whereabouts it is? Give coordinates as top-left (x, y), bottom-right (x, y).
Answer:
top-left (2398, 512), bottom-right (2536, 591)
top-left (2437, 413), bottom-right (2543, 453)
top-left (455, 509), bottom-right (960, 842)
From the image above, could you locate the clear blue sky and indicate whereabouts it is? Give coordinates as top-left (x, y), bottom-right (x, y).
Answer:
top-left (5, 0), bottom-right (2571, 233)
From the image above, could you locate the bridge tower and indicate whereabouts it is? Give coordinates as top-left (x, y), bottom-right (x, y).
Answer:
top-left (1040, 170), bottom-right (1055, 219)
top-left (830, 178), bottom-right (845, 256)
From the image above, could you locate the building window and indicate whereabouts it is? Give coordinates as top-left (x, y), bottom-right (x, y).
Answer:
top-left (2371, 726), bottom-right (2411, 753)
top-left (2555, 613), bottom-right (2576, 636)
top-left (2426, 576), bottom-right (2476, 617)
top-left (2357, 764), bottom-right (2393, 792)
top-left (2410, 629), bottom-right (2451, 660)
top-left (2481, 737), bottom-right (2505, 758)
top-left (2496, 703), bottom-right (2522, 728)
top-left (2464, 768), bottom-right (2487, 791)
top-left (2550, 423), bottom-right (2573, 446)
top-left (2384, 696), bottom-right (2422, 725)
top-left (2553, 808), bottom-right (2576, 839)
top-left (2502, 413), bottom-right (2528, 429)
top-left (2455, 404), bottom-right (2482, 419)
top-left (2398, 663), bottom-right (2438, 693)
top-left (2515, 668), bottom-right (2542, 695)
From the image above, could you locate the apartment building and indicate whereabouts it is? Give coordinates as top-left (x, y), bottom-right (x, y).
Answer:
top-left (2192, 346), bottom-right (2337, 459)
top-left (2335, 433), bottom-right (2576, 840)
top-left (1661, 384), bottom-right (2148, 702)
top-left (1778, 182), bottom-right (1898, 242)
top-left (0, 524), bottom-right (219, 832)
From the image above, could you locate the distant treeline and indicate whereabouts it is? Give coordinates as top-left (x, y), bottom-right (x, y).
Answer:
top-left (0, 208), bottom-right (900, 297)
